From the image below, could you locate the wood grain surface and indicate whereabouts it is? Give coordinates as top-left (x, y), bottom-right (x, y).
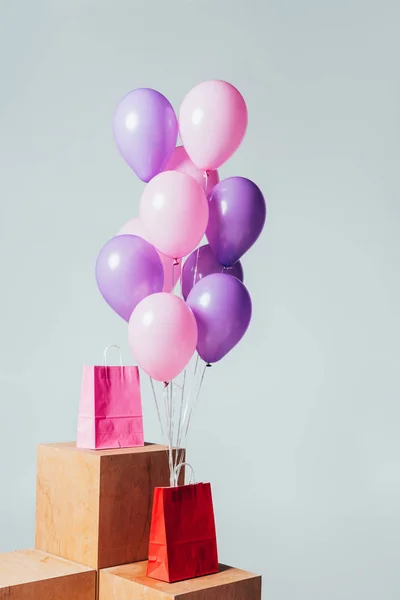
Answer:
top-left (0, 549), bottom-right (95, 600)
top-left (35, 442), bottom-right (184, 569)
top-left (99, 561), bottom-right (261, 600)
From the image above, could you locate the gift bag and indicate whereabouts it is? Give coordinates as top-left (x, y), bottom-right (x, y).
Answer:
top-left (77, 345), bottom-right (144, 450)
top-left (147, 468), bottom-right (219, 583)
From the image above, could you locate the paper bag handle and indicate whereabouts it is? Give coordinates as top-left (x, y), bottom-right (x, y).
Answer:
top-left (172, 462), bottom-right (195, 486)
top-left (103, 345), bottom-right (123, 367)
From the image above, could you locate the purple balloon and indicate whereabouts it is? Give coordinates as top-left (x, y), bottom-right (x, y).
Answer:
top-left (113, 88), bottom-right (178, 183)
top-left (96, 235), bottom-right (164, 322)
top-left (186, 273), bottom-right (252, 364)
top-left (206, 176), bottom-right (266, 266)
top-left (181, 244), bottom-right (244, 300)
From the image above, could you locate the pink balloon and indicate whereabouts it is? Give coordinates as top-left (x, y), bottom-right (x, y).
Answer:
top-left (179, 80), bottom-right (248, 171)
top-left (118, 218), bottom-right (180, 293)
top-left (129, 293), bottom-right (198, 382)
top-left (164, 146), bottom-right (219, 195)
top-left (140, 171), bottom-right (209, 259)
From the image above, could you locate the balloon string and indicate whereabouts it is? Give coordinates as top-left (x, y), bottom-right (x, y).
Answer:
top-left (175, 355), bottom-right (200, 475)
top-left (149, 376), bottom-right (164, 437)
top-left (180, 362), bottom-right (207, 464)
top-left (175, 360), bottom-right (196, 480)
top-left (163, 383), bottom-right (174, 486)
top-left (175, 360), bottom-right (197, 477)
top-left (171, 378), bottom-right (177, 481)
top-left (150, 358), bottom-right (206, 487)
top-left (173, 369), bottom-right (187, 481)
top-left (170, 381), bottom-right (176, 486)
top-left (162, 381), bottom-right (171, 466)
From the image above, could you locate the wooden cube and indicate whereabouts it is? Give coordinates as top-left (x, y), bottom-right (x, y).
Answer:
top-left (35, 442), bottom-right (184, 570)
top-left (0, 549), bottom-right (95, 600)
top-left (99, 561), bottom-right (262, 600)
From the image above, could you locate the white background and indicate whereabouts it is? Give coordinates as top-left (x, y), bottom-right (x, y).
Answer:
top-left (0, 1), bottom-right (399, 598)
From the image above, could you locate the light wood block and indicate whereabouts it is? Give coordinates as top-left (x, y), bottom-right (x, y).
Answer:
top-left (0, 549), bottom-right (95, 600)
top-left (99, 560), bottom-right (262, 600)
top-left (35, 442), bottom-right (184, 570)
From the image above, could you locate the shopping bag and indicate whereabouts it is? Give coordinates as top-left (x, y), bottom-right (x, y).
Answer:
top-left (147, 476), bottom-right (219, 582)
top-left (77, 345), bottom-right (144, 450)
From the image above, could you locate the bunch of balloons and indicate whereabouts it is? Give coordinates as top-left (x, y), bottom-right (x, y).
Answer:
top-left (96, 80), bottom-right (266, 382)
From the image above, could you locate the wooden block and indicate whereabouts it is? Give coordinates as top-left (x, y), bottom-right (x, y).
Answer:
top-left (35, 442), bottom-right (184, 570)
top-left (99, 561), bottom-right (262, 600)
top-left (0, 549), bottom-right (95, 600)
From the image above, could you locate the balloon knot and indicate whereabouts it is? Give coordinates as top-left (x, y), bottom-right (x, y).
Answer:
top-left (206, 362), bottom-right (212, 368)
top-left (173, 258), bottom-right (179, 266)
top-left (164, 381), bottom-right (169, 388)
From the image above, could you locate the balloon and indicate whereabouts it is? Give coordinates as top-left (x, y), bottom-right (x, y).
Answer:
top-left (207, 176), bottom-right (266, 266)
top-left (96, 235), bottom-right (164, 322)
top-left (181, 244), bottom-right (244, 300)
top-left (118, 218), bottom-right (180, 293)
top-left (164, 146), bottom-right (219, 195)
top-left (186, 273), bottom-right (252, 364)
top-left (140, 171), bottom-right (209, 259)
top-left (179, 80), bottom-right (248, 170)
top-left (113, 88), bottom-right (178, 183)
top-left (129, 293), bottom-right (197, 382)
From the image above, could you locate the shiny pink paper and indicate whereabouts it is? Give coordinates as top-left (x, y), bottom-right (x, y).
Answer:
top-left (77, 365), bottom-right (144, 450)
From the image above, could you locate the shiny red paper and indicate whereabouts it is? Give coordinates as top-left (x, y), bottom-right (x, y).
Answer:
top-left (147, 483), bottom-right (219, 583)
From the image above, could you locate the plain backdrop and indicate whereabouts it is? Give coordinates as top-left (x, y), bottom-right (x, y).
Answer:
top-left (0, 1), bottom-right (399, 598)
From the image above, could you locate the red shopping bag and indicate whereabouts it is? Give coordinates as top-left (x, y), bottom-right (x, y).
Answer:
top-left (147, 482), bottom-right (219, 583)
top-left (77, 345), bottom-right (144, 450)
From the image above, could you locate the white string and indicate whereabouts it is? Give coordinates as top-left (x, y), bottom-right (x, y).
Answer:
top-left (103, 344), bottom-right (123, 366)
top-left (172, 462), bottom-right (196, 487)
top-left (148, 327), bottom-right (208, 486)
top-left (149, 376), bottom-right (164, 437)
top-left (180, 363), bottom-right (207, 458)
top-left (163, 383), bottom-right (174, 487)
top-left (174, 369), bottom-right (187, 477)
top-left (175, 371), bottom-right (189, 453)
top-left (175, 355), bottom-right (199, 470)
top-left (170, 381), bottom-right (177, 483)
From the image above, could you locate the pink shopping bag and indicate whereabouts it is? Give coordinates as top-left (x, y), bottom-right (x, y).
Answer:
top-left (77, 345), bottom-right (144, 450)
